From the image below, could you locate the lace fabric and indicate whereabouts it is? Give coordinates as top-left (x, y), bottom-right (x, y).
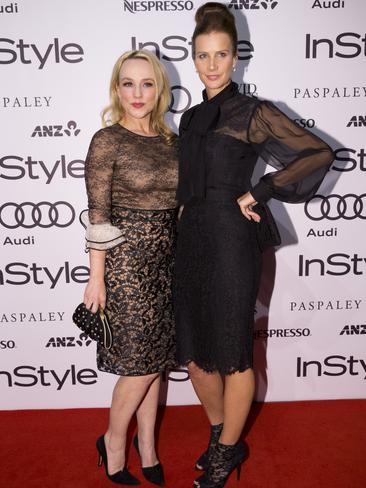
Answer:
top-left (97, 207), bottom-right (178, 376)
top-left (84, 124), bottom-right (179, 249)
top-left (174, 84), bottom-right (334, 375)
top-left (177, 82), bottom-right (334, 205)
top-left (174, 200), bottom-right (262, 375)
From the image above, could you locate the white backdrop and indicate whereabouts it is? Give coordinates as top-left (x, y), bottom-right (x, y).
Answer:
top-left (1, 0), bottom-right (365, 409)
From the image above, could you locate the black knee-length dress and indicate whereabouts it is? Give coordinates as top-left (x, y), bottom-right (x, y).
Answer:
top-left (83, 125), bottom-right (179, 376)
top-left (174, 82), bottom-right (334, 375)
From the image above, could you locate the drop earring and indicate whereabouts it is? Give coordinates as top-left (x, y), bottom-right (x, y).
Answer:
top-left (233, 65), bottom-right (237, 72)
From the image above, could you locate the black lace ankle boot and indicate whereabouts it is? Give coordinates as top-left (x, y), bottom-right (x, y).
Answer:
top-left (193, 441), bottom-right (246, 488)
top-left (195, 423), bottom-right (223, 471)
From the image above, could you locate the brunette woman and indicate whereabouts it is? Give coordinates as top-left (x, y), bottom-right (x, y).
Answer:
top-left (82, 50), bottom-right (178, 486)
top-left (174, 3), bottom-right (334, 487)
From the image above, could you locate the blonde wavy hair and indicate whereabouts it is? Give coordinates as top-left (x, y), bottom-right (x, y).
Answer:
top-left (102, 50), bottom-right (175, 145)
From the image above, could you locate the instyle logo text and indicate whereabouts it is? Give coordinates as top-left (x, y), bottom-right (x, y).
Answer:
top-left (0, 38), bottom-right (84, 69)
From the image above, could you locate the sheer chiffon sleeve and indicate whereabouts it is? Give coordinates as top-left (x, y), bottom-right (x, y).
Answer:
top-left (83, 129), bottom-right (124, 251)
top-left (249, 101), bottom-right (334, 203)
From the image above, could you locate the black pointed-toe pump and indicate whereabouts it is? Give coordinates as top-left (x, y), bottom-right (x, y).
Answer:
top-left (96, 435), bottom-right (140, 486)
top-left (133, 434), bottom-right (165, 486)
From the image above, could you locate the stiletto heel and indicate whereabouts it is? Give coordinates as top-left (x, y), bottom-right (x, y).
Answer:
top-left (236, 464), bottom-right (241, 481)
top-left (96, 435), bottom-right (140, 485)
top-left (194, 441), bottom-right (246, 488)
top-left (133, 434), bottom-right (165, 486)
top-left (195, 423), bottom-right (223, 471)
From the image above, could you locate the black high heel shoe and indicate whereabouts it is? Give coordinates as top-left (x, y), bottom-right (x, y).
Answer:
top-left (195, 423), bottom-right (223, 471)
top-left (133, 434), bottom-right (165, 486)
top-left (193, 441), bottom-right (246, 488)
top-left (96, 435), bottom-right (140, 485)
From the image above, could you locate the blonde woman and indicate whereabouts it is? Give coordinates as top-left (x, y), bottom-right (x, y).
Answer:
top-left (82, 50), bottom-right (178, 486)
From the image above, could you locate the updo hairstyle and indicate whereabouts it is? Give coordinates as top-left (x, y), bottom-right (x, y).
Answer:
top-left (192, 2), bottom-right (238, 56)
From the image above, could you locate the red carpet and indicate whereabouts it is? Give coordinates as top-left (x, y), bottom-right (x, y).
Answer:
top-left (1, 401), bottom-right (365, 488)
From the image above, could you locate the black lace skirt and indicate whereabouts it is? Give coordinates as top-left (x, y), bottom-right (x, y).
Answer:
top-left (97, 206), bottom-right (178, 376)
top-left (174, 199), bottom-right (262, 375)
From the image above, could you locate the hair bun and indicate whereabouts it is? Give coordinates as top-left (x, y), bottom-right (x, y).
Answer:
top-left (192, 2), bottom-right (237, 55)
top-left (195, 2), bottom-right (233, 25)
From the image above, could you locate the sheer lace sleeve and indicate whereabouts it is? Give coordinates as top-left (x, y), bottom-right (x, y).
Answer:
top-left (249, 101), bottom-right (334, 203)
top-left (85, 128), bottom-right (117, 223)
top-left (83, 128), bottom-right (124, 251)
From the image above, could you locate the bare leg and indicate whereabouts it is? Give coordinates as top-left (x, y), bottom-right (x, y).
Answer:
top-left (136, 374), bottom-right (161, 467)
top-left (220, 368), bottom-right (255, 445)
top-left (188, 362), bottom-right (224, 425)
top-left (104, 373), bottom-right (159, 475)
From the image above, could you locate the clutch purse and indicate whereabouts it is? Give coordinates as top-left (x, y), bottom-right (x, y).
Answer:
top-left (254, 203), bottom-right (281, 252)
top-left (72, 303), bottom-right (113, 350)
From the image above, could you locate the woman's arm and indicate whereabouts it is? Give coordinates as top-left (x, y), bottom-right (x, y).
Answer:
top-left (84, 249), bottom-right (106, 313)
top-left (248, 101), bottom-right (334, 204)
top-left (82, 129), bottom-right (117, 312)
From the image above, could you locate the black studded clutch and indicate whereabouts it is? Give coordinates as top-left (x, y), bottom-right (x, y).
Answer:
top-left (72, 303), bottom-right (113, 350)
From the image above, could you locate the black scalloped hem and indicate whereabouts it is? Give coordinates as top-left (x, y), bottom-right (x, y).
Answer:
top-left (176, 357), bottom-right (253, 376)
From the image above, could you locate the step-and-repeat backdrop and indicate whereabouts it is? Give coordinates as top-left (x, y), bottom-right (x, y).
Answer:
top-left (1, 0), bottom-right (365, 409)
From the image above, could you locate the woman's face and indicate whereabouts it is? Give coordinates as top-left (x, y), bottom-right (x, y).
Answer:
top-left (194, 31), bottom-right (237, 98)
top-left (116, 58), bottom-right (157, 122)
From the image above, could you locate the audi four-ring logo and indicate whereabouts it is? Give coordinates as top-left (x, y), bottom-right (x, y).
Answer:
top-left (0, 201), bottom-right (75, 228)
top-left (305, 194), bottom-right (366, 221)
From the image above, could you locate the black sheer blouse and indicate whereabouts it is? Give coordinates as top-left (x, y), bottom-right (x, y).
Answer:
top-left (177, 82), bottom-right (334, 205)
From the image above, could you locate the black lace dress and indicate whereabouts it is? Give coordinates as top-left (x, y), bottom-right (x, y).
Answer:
top-left (174, 82), bottom-right (334, 375)
top-left (83, 124), bottom-right (179, 376)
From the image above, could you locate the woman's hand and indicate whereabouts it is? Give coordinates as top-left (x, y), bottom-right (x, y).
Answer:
top-left (237, 192), bottom-right (261, 222)
top-left (83, 278), bottom-right (106, 314)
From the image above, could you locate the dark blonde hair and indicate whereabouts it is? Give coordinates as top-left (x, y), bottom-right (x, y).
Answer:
top-left (102, 50), bottom-right (175, 145)
top-left (193, 2), bottom-right (238, 56)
